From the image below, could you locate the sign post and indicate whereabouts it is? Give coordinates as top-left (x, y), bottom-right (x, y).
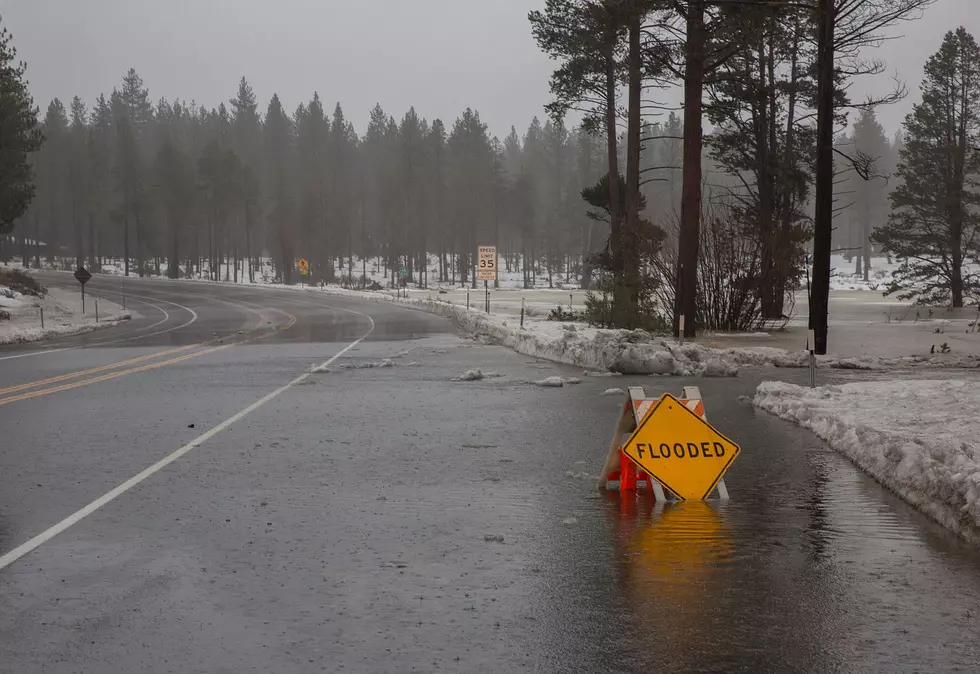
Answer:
top-left (477, 246), bottom-right (497, 314)
top-left (74, 267), bottom-right (92, 314)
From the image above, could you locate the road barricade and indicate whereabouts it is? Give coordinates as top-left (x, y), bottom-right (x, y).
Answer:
top-left (599, 386), bottom-right (740, 501)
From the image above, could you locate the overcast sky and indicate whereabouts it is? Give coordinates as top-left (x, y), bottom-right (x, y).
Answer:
top-left (2, 0), bottom-right (977, 139)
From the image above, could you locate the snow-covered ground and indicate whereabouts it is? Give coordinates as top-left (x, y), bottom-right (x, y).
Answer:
top-left (827, 254), bottom-right (899, 292)
top-left (753, 380), bottom-right (980, 544)
top-left (0, 281), bottom-right (130, 345)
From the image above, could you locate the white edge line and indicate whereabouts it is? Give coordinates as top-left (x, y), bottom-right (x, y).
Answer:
top-left (0, 347), bottom-right (71, 362)
top-left (0, 311), bottom-right (375, 571)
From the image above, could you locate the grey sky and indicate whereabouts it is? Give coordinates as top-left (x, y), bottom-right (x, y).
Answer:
top-left (1, 0), bottom-right (976, 138)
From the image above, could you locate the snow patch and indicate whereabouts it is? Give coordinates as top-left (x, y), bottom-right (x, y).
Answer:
top-left (454, 369), bottom-right (485, 382)
top-left (0, 282), bottom-right (130, 345)
top-left (601, 388), bottom-right (626, 396)
top-left (341, 359), bottom-right (395, 370)
top-left (532, 376), bottom-right (583, 388)
top-left (753, 379), bottom-right (980, 544)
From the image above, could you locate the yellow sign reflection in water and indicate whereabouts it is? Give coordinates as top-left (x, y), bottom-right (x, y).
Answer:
top-left (609, 498), bottom-right (735, 602)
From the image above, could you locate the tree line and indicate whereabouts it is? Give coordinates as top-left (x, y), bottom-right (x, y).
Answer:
top-left (530, 0), bottom-right (937, 352)
top-left (2, 5), bottom-right (975, 352)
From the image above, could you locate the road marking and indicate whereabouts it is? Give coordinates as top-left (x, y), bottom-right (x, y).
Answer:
top-left (0, 304), bottom-right (295, 407)
top-left (0, 344), bottom-right (235, 407)
top-left (0, 309), bottom-right (376, 571)
top-left (0, 348), bottom-right (71, 362)
top-left (82, 292), bottom-right (198, 346)
top-left (0, 344), bottom-right (201, 397)
top-left (0, 293), bottom-right (197, 361)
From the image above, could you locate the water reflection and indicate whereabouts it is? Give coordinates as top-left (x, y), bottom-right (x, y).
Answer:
top-left (606, 494), bottom-right (735, 599)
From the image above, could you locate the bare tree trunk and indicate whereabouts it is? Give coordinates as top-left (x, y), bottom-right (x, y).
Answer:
top-left (676, 0), bottom-right (705, 339)
top-left (123, 214), bottom-right (130, 276)
top-left (812, 0), bottom-right (836, 353)
top-left (623, 12), bottom-right (643, 326)
top-left (603, 36), bottom-right (622, 297)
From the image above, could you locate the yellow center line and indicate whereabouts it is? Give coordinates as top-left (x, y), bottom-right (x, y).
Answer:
top-left (0, 343), bottom-right (236, 407)
top-left (0, 300), bottom-right (300, 408)
top-left (0, 343), bottom-right (203, 397)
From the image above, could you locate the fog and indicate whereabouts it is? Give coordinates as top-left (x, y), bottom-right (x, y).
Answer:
top-left (4, 0), bottom-right (977, 137)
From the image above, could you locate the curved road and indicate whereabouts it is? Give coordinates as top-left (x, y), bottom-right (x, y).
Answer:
top-left (2, 275), bottom-right (980, 673)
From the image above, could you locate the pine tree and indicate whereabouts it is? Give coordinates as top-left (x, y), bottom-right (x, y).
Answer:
top-left (849, 108), bottom-right (893, 280)
top-left (264, 94), bottom-right (295, 284)
top-left (874, 27), bottom-right (980, 307)
top-left (88, 95), bottom-right (113, 267)
top-left (706, 4), bottom-right (815, 319)
top-left (425, 119), bottom-right (449, 283)
top-left (230, 77), bottom-right (262, 281)
top-left (38, 99), bottom-right (69, 260)
top-left (447, 109), bottom-right (492, 288)
top-left (0, 20), bottom-right (43, 239)
top-left (398, 107), bottom-right (425, 282)
top-left (117, 69), bottom-right (153, 275)
top-left (154, 107), bottom-right (196, 278)
top-left (295, 94), bottom-right (329, 280)
top-left (68, 96), bottom-right (89, 267)
top-left (331, 103), bottom-right (356, 279)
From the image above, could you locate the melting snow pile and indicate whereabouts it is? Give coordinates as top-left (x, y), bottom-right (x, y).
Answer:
top-left (341, 359), bottom-right (395, 370)
top-left (754, 379), bottom-right (980, 544)
top-left (434, 303), bottom-right (739, 377)
top-left (532, 376), bottom-right (581, 387)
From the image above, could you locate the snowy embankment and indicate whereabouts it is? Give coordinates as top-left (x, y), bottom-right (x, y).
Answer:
top-left (0, 282), bottom-right (130, 345)
top-left (314, 287), bottom-right (739, 376)
top-left (719, 346), bottom-right (980, 371)
top-left (754, 380), bottom-right (980, 544)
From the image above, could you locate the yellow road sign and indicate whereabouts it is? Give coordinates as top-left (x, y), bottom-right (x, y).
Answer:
top-left (622, 393), bottom-right (740, 500)
top-left (297, 258), bottom-right (309, 271)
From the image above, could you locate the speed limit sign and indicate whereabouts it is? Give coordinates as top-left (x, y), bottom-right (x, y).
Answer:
top-left (477, 246), bottom-right (497, 281)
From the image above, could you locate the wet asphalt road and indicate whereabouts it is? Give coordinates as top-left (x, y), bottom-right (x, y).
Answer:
top-left (2, 275), bottom-right (980, 674)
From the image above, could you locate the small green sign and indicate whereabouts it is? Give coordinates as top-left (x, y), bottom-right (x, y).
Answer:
top-left (399, 268), bottom-right (409, 276)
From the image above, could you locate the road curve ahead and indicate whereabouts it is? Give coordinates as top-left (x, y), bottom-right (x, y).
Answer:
top-left (2, 275), bottom-right (980, 673)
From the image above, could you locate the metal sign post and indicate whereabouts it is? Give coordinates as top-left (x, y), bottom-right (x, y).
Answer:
top-left (808, 329), bottom-right (817, 388)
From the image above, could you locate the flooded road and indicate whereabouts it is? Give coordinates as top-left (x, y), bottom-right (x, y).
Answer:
top-left (2, 278), bottom-right (979, 673)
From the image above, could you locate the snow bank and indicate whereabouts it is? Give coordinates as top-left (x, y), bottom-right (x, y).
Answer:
top-left (753, 380), bottom-right (980, 544)
top-left (428, 302), bottom-right (740, 377)
top-left (0, 285), bottom-right (130, 345)
top-left (723, 346), bottom-right (980, 371)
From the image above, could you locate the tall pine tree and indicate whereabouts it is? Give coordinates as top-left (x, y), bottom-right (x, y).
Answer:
top-left (875, 27), bottom-right (980, 307)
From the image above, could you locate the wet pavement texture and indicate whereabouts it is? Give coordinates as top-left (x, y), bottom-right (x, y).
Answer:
top-left (2, 277), bottom-right (980, 673)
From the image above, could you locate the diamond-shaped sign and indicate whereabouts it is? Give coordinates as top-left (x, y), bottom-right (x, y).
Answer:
top-left (73, 267), bottom-right (92, 285)
top-left (622, 393), bottom-right (740, 500)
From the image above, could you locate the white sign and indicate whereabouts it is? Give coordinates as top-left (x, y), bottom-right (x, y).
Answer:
top-left (477, 246), bottom-right (497, 281)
